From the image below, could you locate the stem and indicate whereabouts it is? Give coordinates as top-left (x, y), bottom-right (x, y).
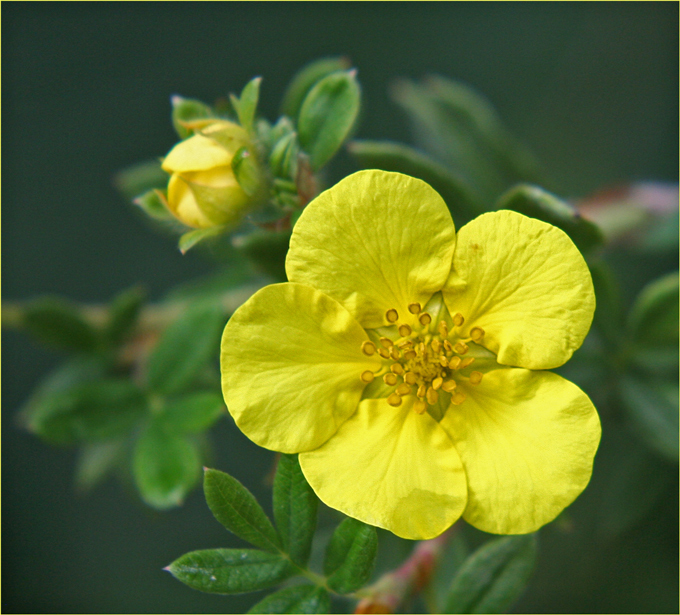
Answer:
top-left (354, 524), bottom-right (458, 614)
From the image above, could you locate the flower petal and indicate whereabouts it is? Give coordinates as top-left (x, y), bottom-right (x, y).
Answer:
top-left (443, 210), bottom-right (595, 369)
top-left (440, 368), bottom-right (601, 534)
top-left (300, 397), bottom-right (467, 539)
top-left (162, 133), bottom-right (232, 173)
top-left (221, 283), bottom-right (380, 454)
top-left (166, 174), bottom-right (213, 228)
top-left (286, 170), bottom-right (456, 329)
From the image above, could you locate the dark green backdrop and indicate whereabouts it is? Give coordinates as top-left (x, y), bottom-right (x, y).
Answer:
top-left (3, 3), bottom-right (678, 613)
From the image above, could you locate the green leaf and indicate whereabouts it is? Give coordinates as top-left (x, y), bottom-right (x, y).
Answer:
top-left (23, 296), bottom-right (99, 353)
top-left (147, 302), bottom-right (224, 395)
top-left (178, 225), bottom-right (227, 254)
top-left (167, 548), bottom-right (296, 594)
top-left (281, 56), bottom-right (351, 119)
top-left (105, 285), bottom-right (146, 346)
top-left (298, 70), bottom-right (360, 170)
top-left (114, 159), bottom-right (170, 202)
top-left (589, 260), bottom-right (624, 348)
top-left (324, 518), bottom-right (378, 594)
top-left (133, 189), bottom-right (175, 222)
top-left (133, 424), bottom-right (201, 509)
top-left (160, 392), bottom-right (225, 434)
top-left (27, 379), bottom-right (147, 445)
top-left (248, 584), bottom-right (330, 614)
top-left (443, 534), bottom-right (538, 614)
top-left (172, 95), bottom-right (213, 139)
top-left (628, 272), bottom-right (679, 346)
top-left (619, 376), bottom-right (679, 462)
top-left (204, 468), bottom-right (282, 552)
top-left (348, 140), bottom-right (484, 222)
top-left (231, 77), bottom-right (261, 135)
top-left (232, 146), bottom-right (262, 197)
top-left (497, 184), bottom-right (604, 253)
top-left (269, 132), bottom-right (300, 181)
top-left (75, 439), bottom-right (125, 491)
top-left (232, 229), bottom-right (291, 282)
top-left (273, 454), bottom-right (319, 567)
top-left (165, 263), bottom-right (259, 303)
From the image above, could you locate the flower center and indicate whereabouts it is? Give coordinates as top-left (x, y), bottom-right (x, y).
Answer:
top-left (359, 303), bottom-right (485, 414)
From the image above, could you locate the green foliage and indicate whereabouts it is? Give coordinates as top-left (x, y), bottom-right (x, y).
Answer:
top-left (232, 229), bottom-right (291, 282)
top-left (232, 146), bottom-right (263, 197)
top-left (171, 95), bottom-right (213, 139)
top-left (443, 534), bottom-right (538, 614)
top-left (133, 423), bottom-right (201, 509)
top-left (23, 296), bottom-right (100, 353)
top-left (273, 454), bottom-right (319, 567)
top-left (178, 225), bottom-right (228, 254)
top-left (497, 184), bottom-right (604, 254)
top-left (146, 302), bottom-right (225, 395)
top-left (75, 440), bottom-right (125, 491)
top-left (204, 468), bottom-right (282, 553)
top-left (248, 584), bottom-right (331, 614)
top-left (27, 379), bottom-right (147, 445)
top-left (323, 518), bottom-right (378, 594)
top-left (167, 549), bottom-right (296, 594)
top-left (105, 285), bottom-right (146, 346)
top-left (628, 271), bottom-right (679, 346)
top-left (159, 392), bottom-right (225, 434)
top-left (231, 77), bottom-right (262, 136)
top-left (298, 70), bottom-right (360, 170)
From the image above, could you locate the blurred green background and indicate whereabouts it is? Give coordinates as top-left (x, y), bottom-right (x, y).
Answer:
top-left (3, 3), bottom-right (677, 613)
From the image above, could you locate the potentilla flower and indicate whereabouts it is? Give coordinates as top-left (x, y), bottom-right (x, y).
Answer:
top-left (220, 170), bottom-right (601, 540)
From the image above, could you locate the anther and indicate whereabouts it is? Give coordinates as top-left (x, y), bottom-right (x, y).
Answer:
top-left (448, 356), bottom-right (462, 370)
top-left (453, 313), bottom-right (465, 326)
top-left (379, 337), bottom-right (393, 349)
top-left (469, 371), bottom-right (483, 385)
top-left (417, 384), bottom-right (427, 398)
top-left (383, 373), bottom-right (398, 386)
top-left (360, 370), bottom-right (375, 383)
top-left (413, 399), bottom-right (428, 414)
top-left (432, 377), bottom-right (443, 390)
top-left (426, 387), bottom-right (439, 405)
top-left (404, 372), bottom-right (417, 385)
top-left (419, 312), bottom-right (432, 326)
top-left (443, 340), bottom-right (453, 352)
top-left (442, 380), bottom-right (457, 392)
top-left (431, 339), bottom-right (440, 353)
top-left (361, 341), bottom-right (376, 356)
top-left (408, 302), bottom-right (422, 314)
top-left (460, 357), bottom-right (475, 368)
top-left (390, 363), bottom-right (405, 375)
top-left (387, 393), bottom-right (402, 407)
top-left (470, 327), bottom-right (485, 342)
top-left (438, 321), bottom-right (449, 338)
top-left (390, 347), bottom-right (401, 361)
top-left (454, 342), bottom-right (469, 355)
top-left (396, 383), bottom-right (412, 396)
top-left (404, 350), bottom-right (417, 360)
top-left (451, 391), bottom-right (466, 405)
top-left (398, 324), bottom-right (412, 338)
top-left (378, 348), bottom-right (391, 359)
top-left (386, 309), bottom-right (399, 323)
top-left (439, 356), bottom-right (449, 367)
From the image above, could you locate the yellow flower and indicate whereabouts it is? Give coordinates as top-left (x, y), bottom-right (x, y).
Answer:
top-left (161, 120), bottom-right (254, 229)
top-left (220, 170), bottom-right (601, 540)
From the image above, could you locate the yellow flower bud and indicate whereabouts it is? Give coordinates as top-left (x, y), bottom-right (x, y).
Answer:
top-left (161, 120), bottom-right (258, 229)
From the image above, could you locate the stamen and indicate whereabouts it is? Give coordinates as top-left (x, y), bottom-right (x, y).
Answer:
top-left (451, 391), bottom-right (466, 405)
top-left (426, 387), bottom-right (439, 405)
top-left (397, 340), bottom-right (413, 350)
top-left (360, 370), bottom-right (375, 383)
top-left (398, 324), bottom-right (412, 337)
top-left (413, 399), bottom-right (428, 414)
top-left (408, 302), bottom-right (422, 314)
top-left (469, 371), bottom-right (483, 385)
top-left (470, 327), bottom-right (485, 342)
top-left (443, 340), bottom-right (453, 352)
top-left (390, 363), bottom-right (404, 375)
top-left (404, 372), bottom-right (417, 385)
top-left (387, 393), bottom-right (402, 407)
top-left (419, 313), bottom-right (432, 326)
top-left (386, 309), bottom-right (399, 323)
top-left (379, 337), bottom-right (393, 348)
top-left (432, 377), bottom-right (443, 390)
top-left (454, 342), bottom-right (469, 355)
top-left (431, 339), bottom-right (440, 353)
top-left (441, 380), bottom-right (457, 392)
top-left (460, 357), bottom-right (475, 368)
top-left (439, 355), bottom-right (449, 367)
top-left (403, 350), bottom-right (417, 360)
top-left (383, 373), bottom-right (398, 386)
top-left (361, 341), bottom-right (376, 356)
top-left (396, 383), bottom-right (411, 396)
top-left (390, 346), bottom-right (401, 361)
top-left (417, 384), bottom-right (427, 398)
top-left (438, 321), bottom-right (449, 338)
top-left (453, 313), bottom-right (465, 326)
top-left (378, 348), bottom-right (391, 359)
top-left (448, 356), bottom-right (462, 370)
